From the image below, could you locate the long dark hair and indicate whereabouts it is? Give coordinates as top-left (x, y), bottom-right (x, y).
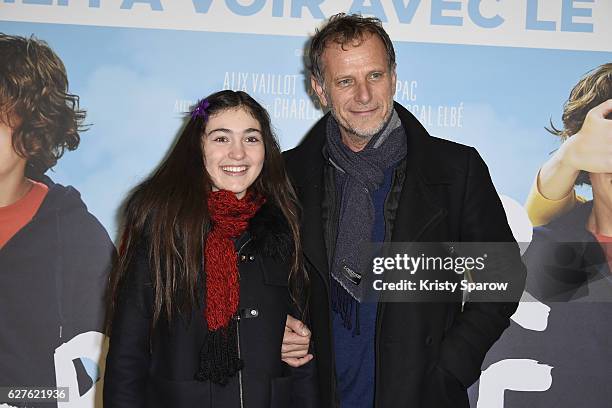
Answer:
top-left (106, 90), bottom-right (305, 333)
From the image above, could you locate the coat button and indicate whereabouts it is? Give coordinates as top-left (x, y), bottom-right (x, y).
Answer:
top-left (425, 335), bottom-right (433, 346)
top-left (248, 255), bottom-right (255, 261)
top-left (240, 255), bottom-right (247, 262)
top-left (239, 308), bottom-right (259, 319)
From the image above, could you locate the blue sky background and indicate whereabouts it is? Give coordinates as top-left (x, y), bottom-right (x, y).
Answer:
top-left (2, 21), bottom-right (610, 238)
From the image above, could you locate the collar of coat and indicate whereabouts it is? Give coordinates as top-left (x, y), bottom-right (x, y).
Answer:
top-left (246, 201), bottom-right (293, 262)
top-left (285, 101), bottom-right (457, 186)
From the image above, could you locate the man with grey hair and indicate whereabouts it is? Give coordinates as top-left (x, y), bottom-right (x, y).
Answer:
top-left (281, 13), bottom-right (525, 408)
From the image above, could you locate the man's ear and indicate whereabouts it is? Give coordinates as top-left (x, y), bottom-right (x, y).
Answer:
top-left (311, 75), bottom-right (328, 108)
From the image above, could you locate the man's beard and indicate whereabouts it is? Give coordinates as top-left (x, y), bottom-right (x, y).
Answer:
top-left (327, 97), bottom-right (394, 142)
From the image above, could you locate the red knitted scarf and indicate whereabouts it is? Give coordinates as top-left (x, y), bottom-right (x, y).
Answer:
top-left (196, 190), bottom-right (265, 385)
top-left (205, 189), bottom-right (265, 330)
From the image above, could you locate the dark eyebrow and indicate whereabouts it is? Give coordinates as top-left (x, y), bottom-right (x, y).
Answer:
top-left (206, 128), bottom-right (231, 135)
top-left (206, 127), bottom-right (262, 136)
top-left (333, 74), bottom-right (352, 82)
top-left (334, 69), bottom-right (386, 81)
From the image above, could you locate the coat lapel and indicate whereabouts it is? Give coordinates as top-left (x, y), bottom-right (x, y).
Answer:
top-left (299, 165), bottom-right (330, 288)
top-left (392, 102), bottom-right (447, 242)
top-left (289, 117), bottom-right (330, 288)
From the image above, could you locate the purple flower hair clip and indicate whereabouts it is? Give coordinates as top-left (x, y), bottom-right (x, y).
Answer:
top-left (191, 99), bottom-right (210, 121)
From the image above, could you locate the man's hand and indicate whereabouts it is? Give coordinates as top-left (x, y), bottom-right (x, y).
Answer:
top-left (281, 314), bottom-right (313, 367)
top-left (538, 99), bottom-right (612, 200)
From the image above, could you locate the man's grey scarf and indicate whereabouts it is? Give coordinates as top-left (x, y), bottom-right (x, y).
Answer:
top-left (326, 110), bottom-right (407, 333)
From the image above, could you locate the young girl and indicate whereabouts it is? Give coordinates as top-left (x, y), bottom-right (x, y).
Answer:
top-left (104, 90), bottom-right (317, 408)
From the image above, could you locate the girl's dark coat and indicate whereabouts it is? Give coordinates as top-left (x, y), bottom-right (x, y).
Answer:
top-left (103, 203), bottom-right (318, 408)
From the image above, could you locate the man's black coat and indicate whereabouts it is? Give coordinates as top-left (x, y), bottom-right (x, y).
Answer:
top-left (283, 102), bottom-right (526, 407)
